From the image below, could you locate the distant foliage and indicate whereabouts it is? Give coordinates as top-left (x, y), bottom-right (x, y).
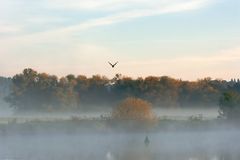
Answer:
top-left (0, 76), bottom-right (12, 106)
top-left (5, 68), bottom-right (79, 112)
top-left (0, 77), bottom-right (11, 96)
top-left (4, 68), bottom-right (240, 112)
top-left (219, 92), bottom-right (240, 120)
top-left (112, 97), bottom-right (155, 120)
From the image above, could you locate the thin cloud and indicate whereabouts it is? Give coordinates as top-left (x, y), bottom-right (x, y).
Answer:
top-left (57, 0), bottom-right (211, 32)
top-left (42, 0), bottom-right (214, 33)
top-left (0, 24), bottom-right (21, 34)
top-left (0, 0), bottom-right (213, 44)
top-left (26, 16), bottom-right (67, 24)
top-left (45, 0), bottom-right (211, 11)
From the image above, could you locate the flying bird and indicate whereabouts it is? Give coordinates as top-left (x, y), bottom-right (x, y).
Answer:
top-left (108, 61), bottom-right (118, 68)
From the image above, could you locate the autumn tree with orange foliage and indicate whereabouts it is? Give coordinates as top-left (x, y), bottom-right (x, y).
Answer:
top-left (112, 97), bottom-right (155, 121)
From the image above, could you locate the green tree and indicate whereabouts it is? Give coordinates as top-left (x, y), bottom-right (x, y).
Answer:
top-left (6, 68), bottom-right (79, 112)
top-left (219, 91), bottom-right (240, 120)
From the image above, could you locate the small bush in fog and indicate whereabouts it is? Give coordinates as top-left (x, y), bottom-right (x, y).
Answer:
top-left (112, 97), bottom-right (155, 121)
top-left (70, 116), bottom-right (82, 121)
top-left (188, 114), bottom-right (203, 121)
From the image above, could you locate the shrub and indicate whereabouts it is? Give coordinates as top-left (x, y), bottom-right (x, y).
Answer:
top-left (112, 97), bottom-right (155, 121)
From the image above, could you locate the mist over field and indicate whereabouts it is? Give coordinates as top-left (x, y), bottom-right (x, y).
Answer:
top-left (2, 74), bottom-right (240, 160)
top-left (1, 71), bottom-right (240, 160)
top-left (1, 119), bottom-right (240, 160)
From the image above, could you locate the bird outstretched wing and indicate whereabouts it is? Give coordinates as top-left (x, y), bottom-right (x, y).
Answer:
top-left (108, 62), bottom-right (113, 67)
top-left (113, 62), bottom-right (118, 66)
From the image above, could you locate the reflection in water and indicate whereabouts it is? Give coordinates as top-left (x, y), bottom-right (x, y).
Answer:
top-left (144, 136), bottom-right (150, 147)
top-left (218, 151), bottom-right (232, 160)
top-left (1, 130), bottom-right (240, 160)
top-left (106, 151), bottom-right (115, 160)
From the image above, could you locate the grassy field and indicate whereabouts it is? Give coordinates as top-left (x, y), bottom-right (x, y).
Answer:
top-left (0, 116), bottom-right (236, 136)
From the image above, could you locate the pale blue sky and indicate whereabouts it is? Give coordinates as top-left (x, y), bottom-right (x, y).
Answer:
top-left (0, 0), bottom-right (240, 80)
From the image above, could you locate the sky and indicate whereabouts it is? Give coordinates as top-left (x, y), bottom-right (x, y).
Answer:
top-left (0, 0), bottom-right (240, 80)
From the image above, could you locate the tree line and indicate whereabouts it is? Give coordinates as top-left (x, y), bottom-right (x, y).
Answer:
top-left (3, 68), bottom-right (240, 112)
